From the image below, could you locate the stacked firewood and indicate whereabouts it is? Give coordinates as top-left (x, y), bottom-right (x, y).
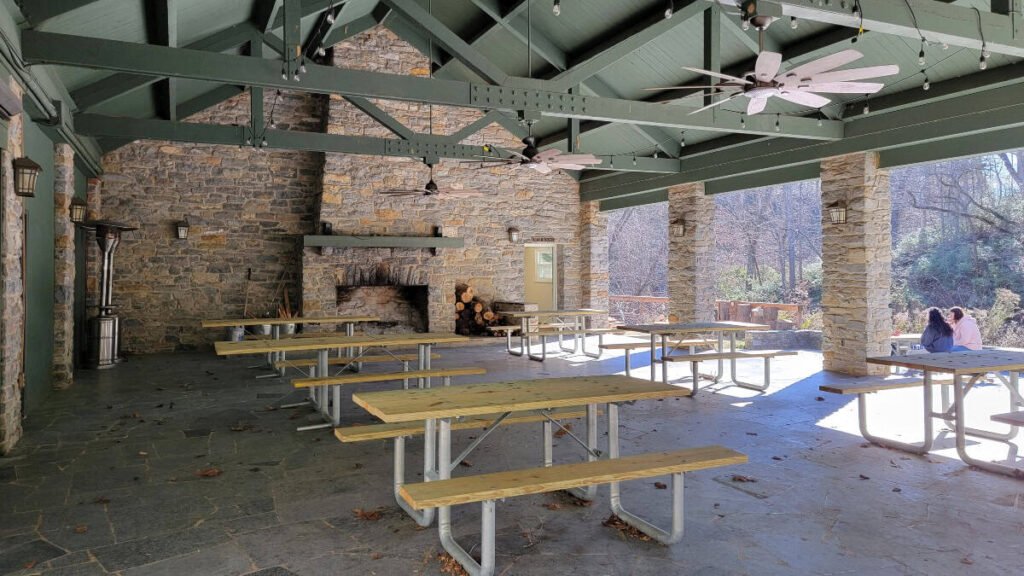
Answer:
top-left (455, 283), bottom-right (499, 336)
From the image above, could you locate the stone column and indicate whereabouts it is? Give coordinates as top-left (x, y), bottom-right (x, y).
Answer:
top-left (0, 79), bottom-right (25, 454)
top-left (85, 177), bottom-right (101, 306)
top-left (668, 182), bottom-right (715, 323)
top-left (820, 152), bottom-right (892, 376)
top-left (579, 201), bottom-right (609, 326)
top-left (53, 143), bottom-right (76, 389)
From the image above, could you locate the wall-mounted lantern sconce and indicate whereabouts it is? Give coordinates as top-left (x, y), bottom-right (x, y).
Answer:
top-left (69, 197), bottom-right (87, 223)
top-left (827, 201), bottom-right (848, 225)
top-left (13, 157), bottom-right (42, 198)
top-left (507, 227), bottom-right (521, 243)
top-left (320, 221), bottom-right (333, 256)
top-left (175, 219), bottom-right (190, 240)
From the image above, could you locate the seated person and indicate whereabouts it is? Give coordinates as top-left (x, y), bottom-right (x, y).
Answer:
top-left (948, 307), bottom-right (982, 351)
top-left (920, 308), bottom-right (953, 353)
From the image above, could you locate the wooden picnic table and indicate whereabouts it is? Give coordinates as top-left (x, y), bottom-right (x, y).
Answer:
top-left (619, 321), bottom-right (770, 384)
top-left (501, 308), bottom-right (608, 360)
top-left (866, 349), bottom-right (1024, 478)
top-left (216, 332), bottom-right (468, 428)
top-left (352, 374), bottom-right (690, 521)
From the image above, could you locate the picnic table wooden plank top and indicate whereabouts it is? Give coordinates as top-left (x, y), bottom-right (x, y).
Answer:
top-left (619, 321), bottom-right (770, 335)
top-left (889, 333), bottom-right (922, 342)
top-left (352, 375), bottom-right (690, 422)
top-left (214, 332), bottom-right (468, 356)
top-left (201, 316), bottom-right (380, 328)
top-left (866, 349), bottom-right (1024, 375)
top-left (502, 309), bottom-right (608, 318)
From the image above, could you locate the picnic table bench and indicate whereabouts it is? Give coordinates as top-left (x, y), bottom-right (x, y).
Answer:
top-left (352, 375), bottom-right (746, 575)
top-left (663, 349), bottom-right (798, 394)
top-left (502, 309), bottom-right (609, 361)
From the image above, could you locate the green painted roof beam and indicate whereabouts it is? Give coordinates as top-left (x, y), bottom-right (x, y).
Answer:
top-left (449, 110), bottom-right (508, 141)
top-left (252, 0), bottom-right (283, 33)
top-left (599, 190), bottom-right (669, 211)
top-left (703, 163), bottom-right (820, 195)
top-left (322, 5), bottom-right (389, 47)
top-left (23, 31), bottom-right (840, 140)
top-left (147, 0), bottom-right (178, 121)
top-left (878, 124), bottom-right (1024, 168)
top-left (18, 0), bottom-right (102, 26)
top-left (589, 155), bottom-right (681, 174)
top-left (580, 82), bottom-right (1024, 201)
top-left (466, 0), bottom-right (566, 71)
top-left (380, 0), bottom-right (508, 85)
top-left (282, 0), bottom-right (302, 77)
top-left (343, 96), bottom-right (414, 139)
top-left (549, 0), bottom-right (704, 91)
top-left (435, 1), bottom-right (531, 75)
top-left (741, 0), bottom-right (1024, 58)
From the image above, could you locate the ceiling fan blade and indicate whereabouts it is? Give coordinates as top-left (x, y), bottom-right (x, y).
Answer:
top-left (778, 49), bottom-right (864, 82)
top-left (754, 51), bottom-right (783, 82)
top-left (437, 188), bottom-right (482, 196)
top-left (549, 163), bottom-right (588, 170)
top-left (746, 97), bottom-right (768, 115)
top-left (531, 163), bottom-right (553, 174)
top-left (806, 65), bottom-right (900, 84)
top-left (533, 149), bottom-right (561, 161)
top-left (802, 81), bottom-right (885, 94)
top-left (554, 154), bottom-right (602, 165)
top-left (687, 93), bottom-right (741, 115)
top-left (680, 66), bottom-right (751, 84)
top-left (379, 189), bottom-right (425, 196)
top-left (776, 91), bottom-right (831, 108)
top-left (468, 155), bottom-right (515, 162)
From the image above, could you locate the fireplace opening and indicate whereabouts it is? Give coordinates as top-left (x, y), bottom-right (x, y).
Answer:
top-left (336, 284), bottom-right (429, 333)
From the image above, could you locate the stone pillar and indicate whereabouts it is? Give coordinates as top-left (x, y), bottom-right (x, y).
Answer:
top-left (579, 201), bottom-right (609, 326)
top-left (85, 177), bottom-right (101, 306)
top-left (0, 78), bottom-right (25, 454)
top-left (820, 152), bottom-right (892, 376)
top-left (53, 143), bottom-right (76, 389)
top-left (668, 182), bottom-right (715, 323)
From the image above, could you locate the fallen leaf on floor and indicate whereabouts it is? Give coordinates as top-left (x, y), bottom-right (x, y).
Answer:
top-left (654, 482), bottom-right (667, 489)
top-left (23, 562), bottom-right (35, 569)
top-left (138, 451), bottom-right (148, 457)
top-left (197, 468), bottom-right (222, 477)
top-left (927, 458), bottom-right (942, 463)
top-left (745, 432), bottom-right (758, 436)
top-left (815, 396), bottom-right (825, 401)
top-left (354, 506), bottom-right (387, 521)
top-left (372, 553), bottom-right (382, 560)
top-left (731, 474), bottom-right (757, 483)
top-left (75, 525), bottom-right (87, 533)
top-left (961, 557), bottom-right (973, 565)
top-left (249, 467), bottom-right (261, 472)
top-left (438, 552), bottom-right (472, 576)
top-left (230, 424), bottom-right (252, 432)
top-left (263, 405), bottom-right (278, 412)
top-left (771, 456), bottom-right (783, 461)
top-left (860, 443), bottom-right (872, 448)
top-left (601, 514), bottom-right (651, 541)
top-left (859, 474), bottom-right (870, 480)
top-left (553, 423), bottom-right (573, 437)
top-left (567, 496), bottom-right (593, 507)
top-left (892, 487), bottom-right (902, 493)
top-left (544, 503), bottom-right (564, 510)
top-left (354, 463), bottom-right (362, 469)
top-left (93, 497), bottom-right (111, 504)
top-left (459, 460), bottom-right (472, 467)
top-left (288, 412), bottom-right (302, 420)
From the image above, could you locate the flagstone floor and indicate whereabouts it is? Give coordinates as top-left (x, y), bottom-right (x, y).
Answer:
top-left (1, 341), bottom-right (1022, 575)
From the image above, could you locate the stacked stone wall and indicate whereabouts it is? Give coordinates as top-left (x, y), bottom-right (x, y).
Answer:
top-left (0, 78), bottom-right (25, 454)
top-left (52, 143), bottom-right (76, 388)
top-left (667, 182), bottom-right (715, 323)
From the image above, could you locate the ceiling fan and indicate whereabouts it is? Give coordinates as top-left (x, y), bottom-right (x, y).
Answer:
top-left (379, 162), bottom-right (480, 197)
top-left (468, 134), bottom-right (603, 174)
top-left (646, 49), bottom-right (899, 116)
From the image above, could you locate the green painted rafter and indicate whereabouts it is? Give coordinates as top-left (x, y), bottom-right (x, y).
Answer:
top-left (22, 31), bottom-right (841, 140)
top-left (18, 0), bottom-right (101, 26)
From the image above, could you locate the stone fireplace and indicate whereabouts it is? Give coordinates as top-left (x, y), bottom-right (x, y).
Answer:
top-left (334, 264), bottom-right (428, 333)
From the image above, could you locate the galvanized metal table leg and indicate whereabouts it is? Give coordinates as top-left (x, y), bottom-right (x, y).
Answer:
top-left (857, 371), bottom-right (935, 454)
top-left (649, 334), bottom-right (657, 382)
top-left (953, 371), bottom-right (1024, 476)
top-left (394, 416), bottom-right (436, 527)
top-left (437, 417), bottom-right (497, 576)
top-left (527, 317), bottom-right (546, 362)
top-left (607, 402), bottom-right (685, 544)
top-left (661, 336), bottom-right (668, 384)
top-left (566, 403), bottom-right (598, 501)
top-left (728, 332), bottom-right (772, 392)
top-left (344, 322), bottom-right (361, 372)
top-left (419, 343), bottom-right (432, 388)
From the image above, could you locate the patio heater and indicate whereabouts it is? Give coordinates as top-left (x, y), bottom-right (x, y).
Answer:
top-left (85, 220), bottom-right (137, 369)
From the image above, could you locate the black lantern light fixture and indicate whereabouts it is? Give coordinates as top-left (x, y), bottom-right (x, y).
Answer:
top-left (507, 227), bottom-right (521, 243)
top-left (175, 219), bottom-right (190, 240)
top-left (69, 197), bottom-right (87, 223)
top-left (827, 201), bottom-right (848, 225)
top-left (13, 157), bottom-right (42, 198)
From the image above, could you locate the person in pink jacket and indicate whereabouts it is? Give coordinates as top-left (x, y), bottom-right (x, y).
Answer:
top-left (948, 307), bottom-right (983, 351)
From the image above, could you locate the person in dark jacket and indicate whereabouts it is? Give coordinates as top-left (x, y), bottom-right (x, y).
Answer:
top-left (920, 308), bottom-right (954, 353)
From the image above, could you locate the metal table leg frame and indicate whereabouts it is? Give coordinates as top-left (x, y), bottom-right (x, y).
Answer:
top-left (953, 372), bottom-right (1024, 477)
top-left (580, 332), bottom-right (605, 359)
top-left (507, 319), bottom-right (527, 357)
top-left (559, 315), bottom-right (581, 354)
top-left (297, 351), bottom-right (335, 431)
top-left (565, 404), bottom-right (599, 501)
top-left (857, 375), bottom-right (935, 454)
top-left (727, 333), bottom-right (772, 392)
top-left (394, 418), bottom-right (437, 527)
top-left (936, 375), bottom-right (1017, 441)
top-left (607, 403), bottom-right (685, 544)
top-left (437, 417), bottom-right (496, 576)
top-left (528, 334), bottom-right (547, 362)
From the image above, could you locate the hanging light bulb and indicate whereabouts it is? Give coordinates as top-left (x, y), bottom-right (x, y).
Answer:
top-left (326, 12), bottom-right (335, 24)
top-left (316, 45), bottom-right (327, 57)
top-left (817, 115), bottom-right (823, 127)
top-left (790, 17), bottom-right (798, 30)
top-left (281, 67), bottom-right (288, 80)
top-left (552, 0), bottom-right (560, 16)
top-left (740, 114), bottom-right (745, 129)
top-left (774, 115), bottom-right (781, 132)
top-left (664, 0), bottom-right (673, 19)
top-left (741, 19), bottom-right (750, 31)
top-left (863, 99), bottom-right (870, 114)
top-left (246, 136), bottom-right (252, 145)
top-left (941, 42), bottom-right (948, 50)
top-left (979, 55), bottom-right (988, 70)
top-left (982, 46), bottom-right (991, 59)
top-left (261, 137), bottom-right (268, 147)
top-left (922, 73), bottom-right (930, 91)
top-left (299, 62), bottom-right (307, 74)
top-left (680, 131), bottom-right (686, 147)
top-left (918, 47), bottom-right (926, 67)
